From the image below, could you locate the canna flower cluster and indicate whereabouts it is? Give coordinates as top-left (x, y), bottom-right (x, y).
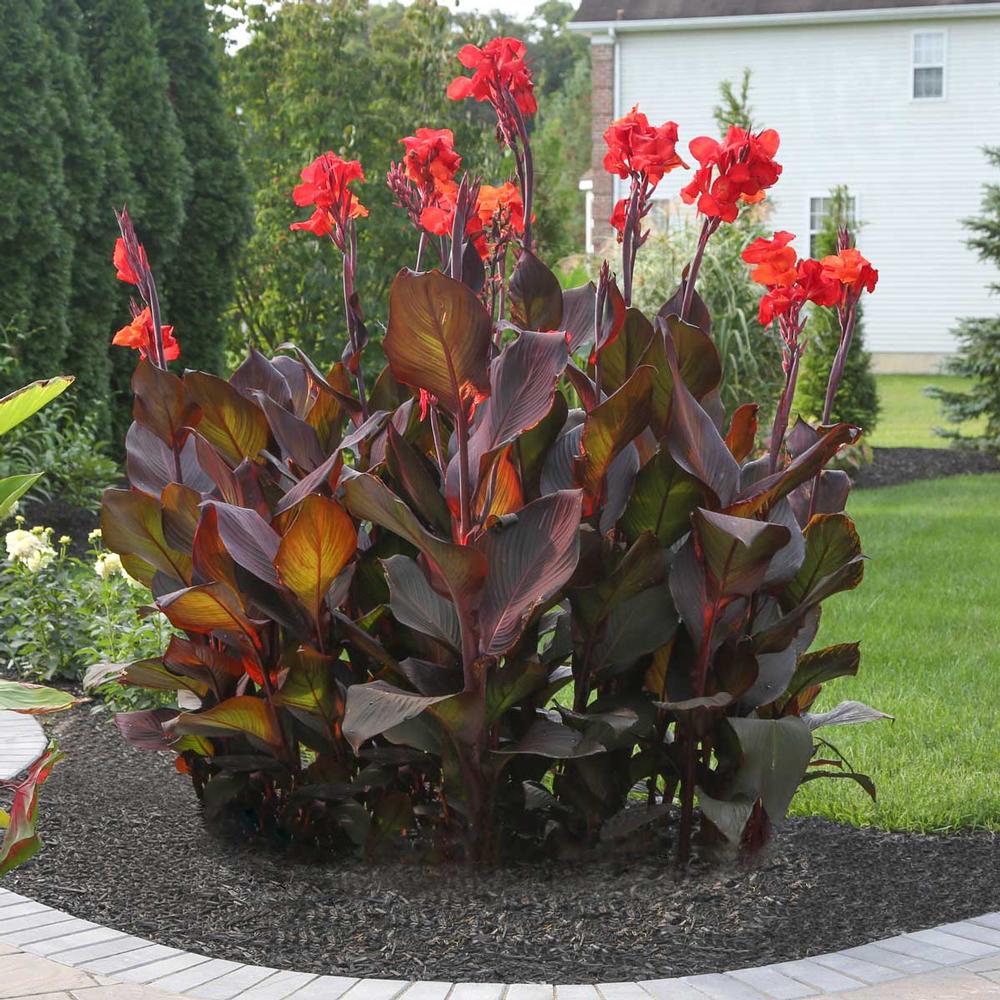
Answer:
top-left (446, 37), bottom-right (537, 117)
top-left (290, 152), bottom-right (368, 249)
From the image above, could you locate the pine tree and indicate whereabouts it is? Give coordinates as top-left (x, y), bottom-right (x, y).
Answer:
top-left (0, 0), bottom-right (73, 391)
top-left (797, 186), bottom-right (880, 432)
top-left (41, 0), bottom-right (131, 438)
top-left (928, 146), bottom-right (1000, 448)
top-left (148, 0), bottom-right (251, 375)
top-left (78, 0), bottom-right (192, 439)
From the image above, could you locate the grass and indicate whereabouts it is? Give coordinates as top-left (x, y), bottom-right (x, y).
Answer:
top-left (789, 473), bottom-right (1000, 832)
top-left (867, 373), bottom-right (984, 449)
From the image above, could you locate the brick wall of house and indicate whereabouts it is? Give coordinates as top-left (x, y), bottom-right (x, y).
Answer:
top-left (590, 38), bottom-right (615, 246)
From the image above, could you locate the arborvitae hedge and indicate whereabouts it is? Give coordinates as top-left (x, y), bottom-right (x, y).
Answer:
top-left (149, 0), bottom-right (251, 375)
top-left (0, 0), bottom-right (73, 390)
top-left (42, 0), bottom-right (130, 439)
top-left (797, 186), bottom-right (880, 432)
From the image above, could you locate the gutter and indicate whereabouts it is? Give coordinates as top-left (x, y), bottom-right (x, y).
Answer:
top-left (569, 2), bottom-right (1000, 33)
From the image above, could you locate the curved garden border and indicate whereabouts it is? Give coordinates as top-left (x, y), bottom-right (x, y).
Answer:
top-left (3, 718), bottom-right (1000, 999)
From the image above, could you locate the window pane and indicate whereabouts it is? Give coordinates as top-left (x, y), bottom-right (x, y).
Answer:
top-left (914, 31), bottom-right (944, 66)
top-left (914, 66), bottom-right (944, 99)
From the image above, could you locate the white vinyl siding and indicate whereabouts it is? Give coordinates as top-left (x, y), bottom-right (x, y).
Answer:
top-left (615, 14), bottom-right (1000, 354)
top-left (808, 195), bottom-right (856, 258)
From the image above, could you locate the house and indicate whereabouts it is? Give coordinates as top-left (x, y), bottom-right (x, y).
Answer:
top-left (569, 0), bottom-right (1000, 372)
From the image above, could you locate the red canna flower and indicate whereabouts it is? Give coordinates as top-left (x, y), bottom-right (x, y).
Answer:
top-left (821, 247), bottom-right (879, 295)
top-left (603, 107), bottom-right (688, 184)
top-left (681, 126), bottom-right (782, 223)
top-left (742, 231), bottom-right (799, 288)
top-left (290, 152), bottom-right (368, 248)
top-left (400, 128), bottom-right (461, 195)
top-left (609, 198), bottom-right (628, 239)
top-left (476, 182), bottom-right (525, 234)
top-left (113, 237), bottom-right (147, 286)
top-left (112, 306), bottom-right (179, 362)
top-left (447, 37), bottom-right (536, 117)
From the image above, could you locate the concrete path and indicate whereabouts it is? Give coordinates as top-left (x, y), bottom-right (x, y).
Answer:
top-left (0, 711), bottom-right (47, 781)
top-left (2, 889), bottom-right (1000, 1000)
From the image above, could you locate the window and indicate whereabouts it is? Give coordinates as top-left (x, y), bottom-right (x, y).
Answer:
top-left (913, 31), bottom-right (945, 99)
top-left (809, 195), bottom-right (856, 257)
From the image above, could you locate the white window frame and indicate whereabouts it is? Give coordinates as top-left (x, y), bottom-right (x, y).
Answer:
top-left (805, 193), bottom-right (858, 259)
top-left (911, 28), bottom-right (947, 102)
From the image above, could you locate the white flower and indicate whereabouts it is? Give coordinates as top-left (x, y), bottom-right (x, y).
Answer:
top-left (87, 528), bottom-right (102, 543)
top-left (94, 552), bottom-right (124, 579)
top-left (5, 529), bottom-right (55, 572)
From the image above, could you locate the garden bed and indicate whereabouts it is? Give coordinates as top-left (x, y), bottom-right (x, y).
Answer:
top-left (10, 705), bottom-right (999, 984)
top-left (852, 446), bottom-right (998, 490)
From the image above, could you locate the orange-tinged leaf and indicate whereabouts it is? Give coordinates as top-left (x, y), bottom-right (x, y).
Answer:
top-left (157, 582), bottom-right (259, 646)
top-left (275, 495), bottom-right (357, 624)
top-left (184, 371), bottom-right (269, 465)
top-left (383, 269), bottom-right (491, 413)
top-left (101, 488), bottom-right (192, 587)
top-left (173, 696), bottom-right (280, 747)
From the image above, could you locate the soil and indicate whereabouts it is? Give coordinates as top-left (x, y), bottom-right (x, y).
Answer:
top-left (852, 446), bottom-right (998, 490)
top-left (7, 706), bottom-right (1000, 984)
top-left (19, 498), bottom-right (99, 558)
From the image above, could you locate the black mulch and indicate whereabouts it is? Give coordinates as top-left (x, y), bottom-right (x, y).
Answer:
top-left (19, 498), bottom-right (99, 558)
top-left (852, 447), bottom-right (998, 490)
top-left (7, 707), bottom-right (1000, 983)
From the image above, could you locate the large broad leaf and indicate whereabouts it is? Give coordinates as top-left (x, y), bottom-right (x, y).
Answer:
top-left (275, 494), bottom-right (357, 625)
top-left (696, 789), bottom-right (756, 846)
top-left (728, 715), bottom-right (814, 824)
top-left (343, 472), bottom-right (487, 602)
top-left (385, 423), bottom-right (450, 534)
top-left (101, 488), bottom-right (192, 587)
top-left (132, 360), bottom-right (196, 448)
top-left (784, 513), bottom-right (865, 608)
top-left (576, 366), bottom-right (653, 501)
top-left (114, 707), bottom-right (179, 751)
top-left (0, 473), bottom-right (41, 521)
top-left (493, 715), bottom-right (606, 759)
top-left (0, 747), bottom-right (63, 876)
top-left (157, 581), bottom-right (259, 645)
top-left (664, 338), bottom-right (739, 508)
top-left (463, 330), bottom-right (569, 490)
top-left (620, 448), bottom-right (701, 547)
top-left (805, 700), bottom-right (893, 730)
top-left (230, 348), bottom-right (292, 408)
top-left (725, 404), bottom-right (759, 462)
top-left (591, 275), bottom-right (626, 364)
top-left (383, 268), bottom-right (491, 413)
top-left (122, 659), bottom-right (210, 699)
top-left (255, 391), bottom-right (324, 472)
top-left (562, 282), bottom-right (596, 354)
top-left (693, 509), bottom-right (790, 598)
top-left (126, 423), bottom-right (211, 498)
top-left (205, 501), bottom-right (282, 586)
top-left (476, 491), bottom-right (583, 656)
top-left (508, 250), bottom-right (563, 332)
top-left (273, 647), bottom-right (341, 722)
top-left (0, 377), bottom-right (73, 437)
top-left (184, 371), bottom-right (269, 466)
top-left (342, 680), bottom-right (457, 751)
top-left (599, 308), bottom-right (655, 397)
top-left (0, 680), bottom-right (80, 714)
top-left (173, 696), bottom-right (281, 748)
top-left (784, 643), bottom-right (861, 708)
top-left (383, 554), bottom-right (461, 650)
top-left (726, 423), bottom-right (861, 518)
top-left (591, 583), bottom-right (677, 679)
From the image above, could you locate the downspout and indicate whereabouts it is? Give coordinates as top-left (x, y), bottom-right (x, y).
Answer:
top-left (611, 26), bottom-right (621, 205)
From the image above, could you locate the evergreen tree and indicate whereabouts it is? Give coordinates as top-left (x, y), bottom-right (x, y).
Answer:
top-left (77, 0), bottom-right (192, 436)
top-left (42, 0), bottom-right (130, 438)
top-left (0, 0), bottom-right (73, 391)
top-left (929, 146), bottom-right (1000, 449)
top-left (149, 0), bottom-right (251, 375)
top-left (797, 186), bottom-right (880, 432)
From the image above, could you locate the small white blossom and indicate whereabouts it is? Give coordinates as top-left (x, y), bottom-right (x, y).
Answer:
top-left (87, 528), bottom-right (102, 543)
top-left (5, 529), bottom-right (55, 572)
top-left (94, 552), bottom-right (124, 579)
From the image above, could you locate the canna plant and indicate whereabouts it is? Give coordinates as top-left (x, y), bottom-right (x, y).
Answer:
top-left (107, 33), bottom-right (888, 864)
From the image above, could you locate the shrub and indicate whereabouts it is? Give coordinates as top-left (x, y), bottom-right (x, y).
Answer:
top-left (928, 146), bottom-right (1000, 449)
top-left (105, 37), bottom-right (887, 864)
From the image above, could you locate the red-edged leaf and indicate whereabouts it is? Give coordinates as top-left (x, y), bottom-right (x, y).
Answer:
top-left (509, 250), bottom-right (563, 332)
top-left (273, 450), bottom-right (344, 518)
top-left (115, 708), bottom-right (178, 751)
top-left (101, 488), bottom-right (192, 587)
top-left (161, 483), bottom-right (202, 552)
top-left (0, 746), bottom-right (63, 876)
top-left (590, 276), bottom-right (626, 365)
top-left (599, 308), bottom-right (654, 396)
top-left (275, 494), bottom-right (357, 625)
top-left (620, 448), bottom-right (702, 547)
top-left (184, 371), bottom-right (269, 465)
top-left (157, 581), bottom-right (260, 645)
top-left (693, 508), bottom-right (790, 598)
top-left (384, 268), bottom-right (491, 413)
top-left (562, 282), bottom-right (596, 355)
top-left (477, 490), bottom-right (583, 655)
top-left (788, 470), bottom-right (851, 527)
top-left (784, 513), bottom-right (865, 608)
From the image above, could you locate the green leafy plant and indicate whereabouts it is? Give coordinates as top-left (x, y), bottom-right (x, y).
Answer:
top-left (108, 34), bottom-right (887, 865)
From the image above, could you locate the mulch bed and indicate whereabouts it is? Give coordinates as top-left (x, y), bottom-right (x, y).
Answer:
top-left (7, 706), bottom-right (1000, 984)
top-left (852, 446), bottom-right (998, 490)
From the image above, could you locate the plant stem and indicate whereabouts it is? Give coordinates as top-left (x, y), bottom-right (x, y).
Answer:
top-left (429, 404), bottom-right (447, 477)
top-left (146, 274), bottom-right (184, 484)
top-left (822, 301), bottom-right (858, 424)
top-left (621, 181), bottom-right (642, 308)
top-left (768, 329), bottom-right (803, 474)
top-left (340, 223), bottom-right (368, 420)
top-left (680, 217), bottom-right (718, 324)
top-left (454, 400), bottom-right (473, 542)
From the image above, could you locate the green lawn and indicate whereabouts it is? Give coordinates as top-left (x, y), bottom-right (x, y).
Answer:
top-left (790, 473), bottom-right (1000, 832)
top-left (867, 373), bottom-right (983, 448)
